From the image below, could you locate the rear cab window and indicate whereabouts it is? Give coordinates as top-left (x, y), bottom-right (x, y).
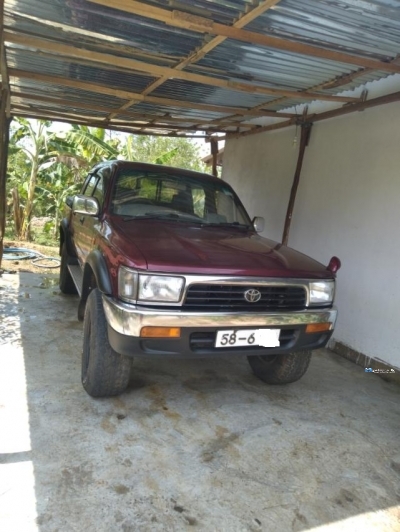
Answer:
top-left (111, 169), bottom-right (251, 226)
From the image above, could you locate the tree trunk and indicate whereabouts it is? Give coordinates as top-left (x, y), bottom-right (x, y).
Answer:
top-left (12, 187), bottom-right (23, 238)
top-left (21, 156), bottom-right (39, 241)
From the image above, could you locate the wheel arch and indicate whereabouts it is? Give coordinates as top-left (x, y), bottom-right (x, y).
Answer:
top-left (59, 218), bottom-right (76, 258)
top-left (83, 250), bottom-right (113, 297)
top-left (78, 250), bottom-right (113, 321)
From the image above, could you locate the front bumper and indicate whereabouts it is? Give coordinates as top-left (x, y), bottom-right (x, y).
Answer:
top-left (102, 295), bottom-right (337, 358)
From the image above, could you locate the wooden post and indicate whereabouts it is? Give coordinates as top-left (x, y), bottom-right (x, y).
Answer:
top-left (0, 0), bottom-right (12, 269)
top-left (210, 137), bottom-right (218, 177)
top-left (281, 122), bottom-right (313, 246)
top-left (0, 89), bottom-right (11, 269)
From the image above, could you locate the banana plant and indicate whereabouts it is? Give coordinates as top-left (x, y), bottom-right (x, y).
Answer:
top-left (8, 118), bottom-right (54, 240)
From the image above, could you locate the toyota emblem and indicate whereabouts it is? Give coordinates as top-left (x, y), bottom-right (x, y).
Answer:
top-left (244, 289), bottom-right (261, 303)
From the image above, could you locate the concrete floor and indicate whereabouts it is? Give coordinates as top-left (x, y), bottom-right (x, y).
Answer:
top-left (0, 272), bottom-right (399, 532)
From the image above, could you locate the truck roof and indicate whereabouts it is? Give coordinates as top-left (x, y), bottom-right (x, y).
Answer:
top-left (93, 160), bottom-right (222, 184)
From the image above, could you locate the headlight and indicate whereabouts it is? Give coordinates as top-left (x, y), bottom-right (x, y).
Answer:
top-left (309, 280), bottom-right (335, 306)
top-left (118, 266), bottom-right (138, 301)
top-left (138, 275), bottom-right (185, 302)
top-left (118, 268), bottom-right (185, 303)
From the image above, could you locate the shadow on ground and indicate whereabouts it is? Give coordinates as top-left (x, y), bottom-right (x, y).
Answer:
top-left (1, 272), bottom-right (399, 531)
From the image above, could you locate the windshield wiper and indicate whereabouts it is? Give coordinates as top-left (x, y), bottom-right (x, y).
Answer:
top-left (122, 214), bottom-right (250, 229)
top-left (122, 212), bottom-right (206, 223)
top-left (202, 222), bottom-right (251, 229)
top-left (122, 213), bottom-right (181, 222)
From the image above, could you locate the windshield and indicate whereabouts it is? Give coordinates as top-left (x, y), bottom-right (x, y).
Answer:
top-left (110, 169), bottom-right (252, 227)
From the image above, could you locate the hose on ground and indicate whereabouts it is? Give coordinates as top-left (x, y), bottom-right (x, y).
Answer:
top-left (3, 247), bottom-right (61, 269)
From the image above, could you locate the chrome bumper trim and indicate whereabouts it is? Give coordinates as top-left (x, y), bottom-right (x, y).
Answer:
top-left (102, 295), bottom-right (338, 338)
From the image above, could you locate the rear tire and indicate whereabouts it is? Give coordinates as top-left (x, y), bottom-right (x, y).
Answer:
top-left (59, 242), bottom-right (77, 294)
top-left (82, 289), bottom-right (132, 397)
top-left (247, 351), bottom-right (312, 384)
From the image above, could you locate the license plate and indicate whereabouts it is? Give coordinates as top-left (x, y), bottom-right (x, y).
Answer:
top-left (215, 329), bottom-right (280, 348)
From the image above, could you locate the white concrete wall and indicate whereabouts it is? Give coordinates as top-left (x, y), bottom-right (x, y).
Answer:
top-left (222, 101), bottom-right (400, 369)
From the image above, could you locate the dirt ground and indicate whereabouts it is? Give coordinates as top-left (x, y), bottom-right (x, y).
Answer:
top-left (1, 240), bottom-right (60, 275)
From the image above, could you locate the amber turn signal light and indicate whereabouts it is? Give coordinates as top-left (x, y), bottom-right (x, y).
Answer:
top-left (140, 327), bottom-right (181, 338)
top-left (305, 323), bottom-right (332, 334)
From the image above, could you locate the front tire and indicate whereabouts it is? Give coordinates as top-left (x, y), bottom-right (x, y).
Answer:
top-left (59, 242), bottom-right (77, 294)
top-left (82, 289), bottom-right (132, 397)
top-left (247, 351), bottom-right (312, 384)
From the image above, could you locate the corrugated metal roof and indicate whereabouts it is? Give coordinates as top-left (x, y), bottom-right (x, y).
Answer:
top-left (195, 39), bottom-right (353, 89)
top-left (2, 0), bottom-right (400, 137)
top-left (152, 78), bottom-right (277, 108)
top-left (7, 48), bottom-right (157, 93)
top-left (247, 0), bottom-right (400, 59)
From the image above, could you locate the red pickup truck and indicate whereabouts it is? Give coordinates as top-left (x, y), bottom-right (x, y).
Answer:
top-left (59, 161), bottom-right (339, 397)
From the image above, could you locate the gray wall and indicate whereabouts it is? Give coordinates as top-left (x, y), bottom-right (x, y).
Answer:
top-left (222, 101), bottom-right (400, 369)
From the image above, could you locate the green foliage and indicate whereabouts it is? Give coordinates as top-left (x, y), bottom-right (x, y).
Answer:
top-left (64, 125), bottom-right (119, 166)
top-left (32, 229), bottom-right (59, 247)
top-left (121, 135), bottom-right (207, 172)
top-left (6, 119), bottom-right (208, 243)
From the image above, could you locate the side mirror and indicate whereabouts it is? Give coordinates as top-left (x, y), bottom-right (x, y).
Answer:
top-left (65, 196), bottom-right (74, 208)
top-left (327, 256), bottom-right (341, 274)
top-left (72, 195), bottom-right (100, 217)
top-left (252, 216), bottom-right (265, 233)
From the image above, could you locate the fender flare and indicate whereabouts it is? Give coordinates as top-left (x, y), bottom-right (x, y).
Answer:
top-left (59, 218), bottom-right (77, 258)
top-left (81, 249), bottom-right (113, 303)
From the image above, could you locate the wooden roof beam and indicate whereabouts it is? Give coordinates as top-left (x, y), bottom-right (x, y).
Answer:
top-left (6, 11), bottom-right (182, 66)
top-left (106, 0), bottom-right (283, 120)
top-left (10, 91), bottom-right (258, 129)
top-left (226, 90), bottom-right (400, 139)
top-left (9, 68), bottom-right (298, 119)
top-left (108, 119), bottom-right (227, 133)
top-left (5, 32), bottom-right (359, 103)
top-left (210, 54), bottom-right (400, 126)
top-left (89, 0), bottom-right (400, 75)
top-left (321, 57), bottom-right (400, 90)
top-left (11, 108), bottom-right (213, 138)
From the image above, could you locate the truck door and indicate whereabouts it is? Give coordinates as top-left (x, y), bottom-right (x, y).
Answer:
top-left (76, 168), bottom-right (110, 263)
top-left (71, 174), bottom-right (99, 265)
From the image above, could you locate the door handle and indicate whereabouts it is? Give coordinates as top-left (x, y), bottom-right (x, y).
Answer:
top-left (79, 216), bottom-right (85, 224)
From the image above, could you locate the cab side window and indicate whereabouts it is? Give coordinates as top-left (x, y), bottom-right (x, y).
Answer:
top-left (92, 176), bottom-right (104, 209)
top-left (82, 175), bottom-right (98, 197)
top-left (80, 174), bottom-right (92, 194)
top-left (92, 167), bottom-right (110, 210)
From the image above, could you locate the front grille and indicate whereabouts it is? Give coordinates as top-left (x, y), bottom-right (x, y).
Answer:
top-left (190, 329), bottom-right (296, 352)
top-left (183, 284), bottom-right (307, 312)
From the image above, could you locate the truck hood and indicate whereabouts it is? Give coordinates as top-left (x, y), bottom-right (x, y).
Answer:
top-left (111, 219), bottom-right (332, 279)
